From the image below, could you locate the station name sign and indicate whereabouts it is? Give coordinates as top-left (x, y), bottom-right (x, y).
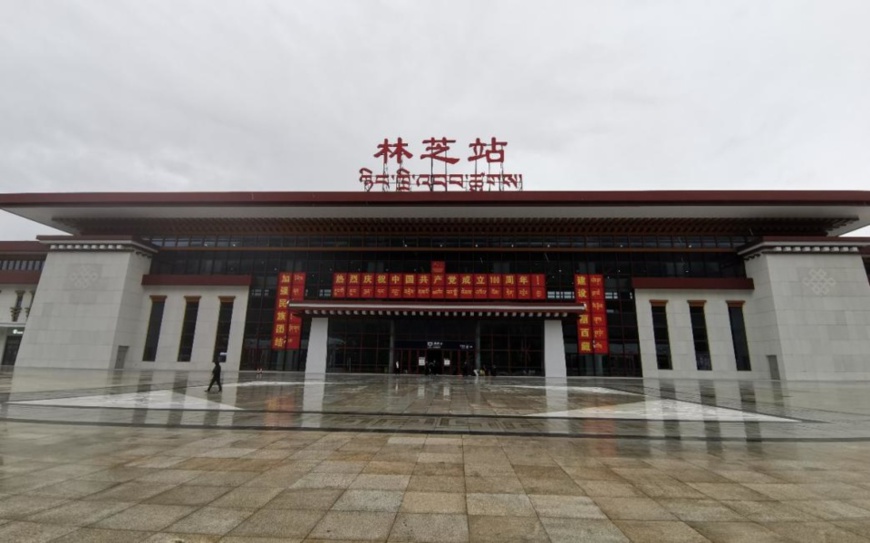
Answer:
top-left (359, 137), bottom-right (524, 192)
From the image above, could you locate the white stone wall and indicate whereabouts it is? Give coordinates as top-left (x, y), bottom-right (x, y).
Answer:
top-left (16, 250), bottom-right (152, 369)
top-left (636, 289), bottom-right (764, 380)
top-left (132, 285), bottom-right (249, 372)
top-left (744, 253), bottom-right (870, 380)
top-left (543, 319), bottom-right (567, 378)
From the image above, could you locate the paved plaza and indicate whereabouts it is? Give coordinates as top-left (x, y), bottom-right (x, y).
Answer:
top-left (2, 369), bottom-right (870, 541)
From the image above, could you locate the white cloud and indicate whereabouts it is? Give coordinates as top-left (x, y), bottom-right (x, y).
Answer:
top-left (1, 0), bottom-right (869, 239)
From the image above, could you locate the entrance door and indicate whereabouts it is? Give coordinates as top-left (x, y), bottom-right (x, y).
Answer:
top-left (2, 336), bottom-right (21, 366)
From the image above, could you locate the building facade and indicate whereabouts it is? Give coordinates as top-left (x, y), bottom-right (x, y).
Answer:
top-left (1, 190), bottom-right (869, 381)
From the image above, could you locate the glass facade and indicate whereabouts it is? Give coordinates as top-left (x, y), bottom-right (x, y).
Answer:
top-left (146, 234), bottom-right (750, 375)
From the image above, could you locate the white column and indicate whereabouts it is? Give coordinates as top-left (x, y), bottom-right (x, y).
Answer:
top-left (543, 319), bottom-right (567, 378)
top-left (305, 317), bottom-right (329, 375)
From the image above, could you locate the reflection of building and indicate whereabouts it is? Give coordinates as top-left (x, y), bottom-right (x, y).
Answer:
top-left (1, 190), bottom-right (870, 381)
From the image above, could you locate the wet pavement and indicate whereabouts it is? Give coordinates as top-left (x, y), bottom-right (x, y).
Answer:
top-left (2, 368), bottom-right (870, 541)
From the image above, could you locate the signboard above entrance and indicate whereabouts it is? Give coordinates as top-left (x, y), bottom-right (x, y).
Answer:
top-left (359, 137), bottom-right (524, 192)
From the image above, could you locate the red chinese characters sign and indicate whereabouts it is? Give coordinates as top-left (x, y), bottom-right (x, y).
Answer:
top-left (575, 274), bottom-right (608, 355)
top-left (359, 137), bottom-right (524, 192)
top-left (332, 262), bottom-right (545, 301)
top-left (273, 272), bottom-right (306, 350)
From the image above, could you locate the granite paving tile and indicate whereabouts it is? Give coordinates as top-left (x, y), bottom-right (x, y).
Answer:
top-left (400, 492), bottom-right (466, 514)
top-left (763, 521), bottom-right (870, 543)
top-left (407, 475), bottom-right (466, 493)
top-left (146, 484), bottom-right (230, 506)
top-left (332, 490), bottom-right (404, 512)
top-left (540, 517), bottom-right (630, 543)
top-left (49, 527), bottom-right (152, 543)
top-left (264, 488), bottom-right (344, 510)
top-left (614, 520), bottom-right (710, 543)
top-left (467, 515), bottom-right (549, 542)
top-left (529, 494), bottom-right (607, 519)
top-left (349, 474), bottom-right (411, 490)
top-left (208, 486), bottom-right (283, 510)
top-left (229, 508), bottom-right (325, 538)
top-left (165, 506), bottom-right (253, 534)
top-left (85, 481), bottom-right (178, 502)
top-left (388, 513), bottom-right (468, 542)
top-left (688, 521), bottom-right (787, 543)
top-left (0, 520), bottom-right (78, 543)
top-left (657, 498), bottom-right (748, 522)
top-left (25, 499), bottom-right (134, 526)
top-left (0, 495), bottom-right (69, 519)
top-left (592, 496), bottom-right (677, 520)
top-left (307, 511), bottom-right (396, 541)
top-left (466, 493), bottom-right (535, 516)
top-left (290, 473), bottom-right (358, 490)
top-left (94, 503), bottom-right (197, 531)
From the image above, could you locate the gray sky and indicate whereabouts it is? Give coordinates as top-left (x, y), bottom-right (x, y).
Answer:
top-left (1, 0), bottom-right (869, 240)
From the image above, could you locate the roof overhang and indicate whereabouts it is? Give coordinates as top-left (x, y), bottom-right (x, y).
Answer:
top-left (2, 190), bottom-right (870, 236)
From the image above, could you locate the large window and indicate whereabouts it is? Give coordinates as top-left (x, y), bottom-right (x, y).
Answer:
top-left (143, 296), bottom-right (166, 362)
top-left (689, 302), bottom-right (711, 370)
top-left (728, 302), bottom-right (751, 371)
top-left (178, 297), bottom-right (200, 362)
top-left (650, 303), bottom-right (672, 370)
top-left (212, 297), bottom-right (234, 363)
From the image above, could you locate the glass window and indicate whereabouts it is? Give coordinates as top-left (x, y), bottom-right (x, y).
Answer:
top-left (178, 299), bottom-right (200, 362)
top-left (650, 305), bottom-right (671, 370)
top-left (689, 304), bottom-right (711, 370)
top-left (728, 304), bottom-right (751, 371)
top-left (143, 298), bottom-right (165, 362)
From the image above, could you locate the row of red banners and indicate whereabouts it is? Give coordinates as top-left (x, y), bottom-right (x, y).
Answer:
top-left (333, 273), bottom-right (548, 300)
top-left (272, 272), bottom-right (306, 350)
top-left (576, 274), bottom-right (609, 354)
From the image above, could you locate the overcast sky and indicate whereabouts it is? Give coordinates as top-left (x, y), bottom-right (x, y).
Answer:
top-left (1, 0), bottom-right (869, 240)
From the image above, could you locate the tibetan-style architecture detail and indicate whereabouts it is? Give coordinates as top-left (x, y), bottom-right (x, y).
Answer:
top-left (2, 190), bottom-right (869, 380)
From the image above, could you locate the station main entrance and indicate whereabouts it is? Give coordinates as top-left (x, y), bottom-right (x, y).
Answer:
top-left (325, 316), bottom-right (545, 376)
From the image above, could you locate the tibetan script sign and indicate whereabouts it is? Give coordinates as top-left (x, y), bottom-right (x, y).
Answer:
top-left (359, 137), bottom-right (524, 192)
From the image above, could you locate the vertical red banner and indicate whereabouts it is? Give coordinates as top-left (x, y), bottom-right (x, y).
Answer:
top-left (332, 273), bottom-right (347, 298)
top-left (291, 274), bottom-right (305, 301)
top-left (417, 273), bottom-right (431, 299)
top-left (389, 273), bottom-right (403, 299)
top-left (361, 273), bottom-right (375, 298)
top-left (286, 313), bottom-right (302, 350)
top-left (460, 274), bottom-right (474, 299)
top-left (588, 274), bottom-right (608, 355)
top-left (488, 274), bottom-right (502, 299)
top-left (346, 273), bottom-right (361, 298)
top-left (574, 274), bottom-right (589, 304)
top-left (431, 273), bottom-right (445, 299)
top-left (473, 274), bottom-right (488, 299)
top-left (445, 274), bottom-right (459, 299)
top-left (273, 272), bottom-right (294, 350)
top-left (375, 273), bottom-right (388, 298)
top-left (403, 273), bottom-right (417, 299)
top-left (517, 274), bottom-right (531, 300)
top-left (503, 274), bottom-right (516, 299)
top-left (531, 274), bottom-right (546, 300)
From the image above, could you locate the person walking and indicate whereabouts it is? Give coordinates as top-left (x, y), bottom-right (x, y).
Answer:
top-left (207, 359), bottom-right (222, 392)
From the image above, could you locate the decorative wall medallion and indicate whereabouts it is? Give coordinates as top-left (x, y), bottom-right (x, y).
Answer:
top-left (66, 264), bottom-right (101, 290)
top-left (801, 268), bottom-right (836, 295)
